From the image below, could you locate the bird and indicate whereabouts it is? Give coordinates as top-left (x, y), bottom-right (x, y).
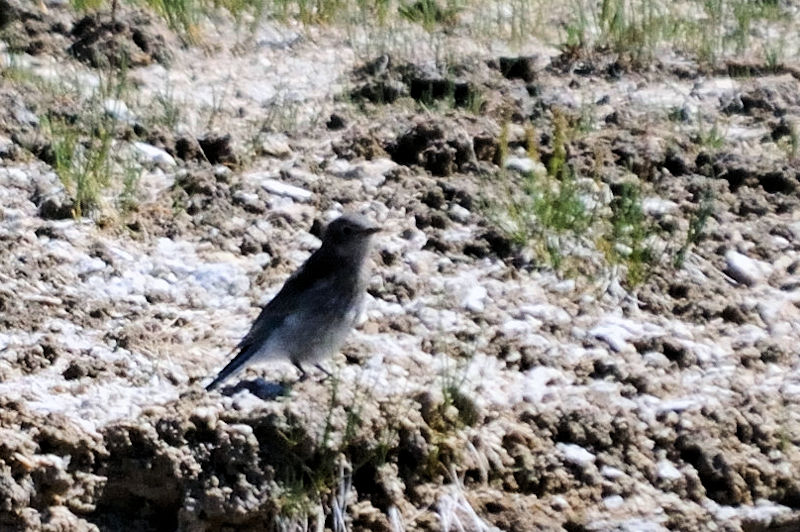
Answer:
top-left (205, 213), bottom-right (380, 391)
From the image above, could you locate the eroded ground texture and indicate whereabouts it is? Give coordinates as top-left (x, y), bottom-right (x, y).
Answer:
top-left (1, 1), bottom-right (800, 531)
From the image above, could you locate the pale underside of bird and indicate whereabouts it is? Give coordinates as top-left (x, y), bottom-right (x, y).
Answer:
top-left (204, 213), bottom-right (379, 391)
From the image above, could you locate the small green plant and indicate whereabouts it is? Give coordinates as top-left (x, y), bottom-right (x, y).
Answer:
top-left (779, 122), bottom-right (800, 160)
top-left (525, 124), bottom-right (538, 161)
top-left (490, 111), bottom-right (591, 269)
top-left (440, 382), bottom-right (477, 428)
top-left (464, 87), bottom-right (484, 115)
top-left (764, 38), bottom-right (785, 73)
top-left (605, 182), bottom-right (655, 286)
top-left (561, 0), bottom-right (589, 55)
top-left (41, 64), bottom-right (141, 218)
top-left (260, 95), bottom-right (302, 134)
top-left (496, 121), bottom-right (509, 167)
top-left (548, 110), bottom-right (568, 176)
top-left (506, 0), bottom-right (537, 46)
top-left (70, 0), bottom-right (105, 11)
top-left (0, 54), bottom-right (33, 83)
top-left (45, 114), bottom-right (114, 218)
top-left (731, 0), bottom-right (753, 54)
top-left (437, 355), bottom-right (477, 429)
top-left (398, 0), bottom-right (461, 32)
top-left (674, 187), bottom-right (714, 268)
top-left (204, 80), bottom-right (231, 130)
top-left (118, 159), bottom-right (143, 213)
top-left (596, 0), bottom-right (662, 62)
top-left (696, 0), bottom-right (725, 64)
top-left (559, 0), bottom-right (672, 63)
top-left (152, 82), bottom-right (183, 130)
top-left (533, 169), bottom-right (588, 234)
top-left (143, 0), bottom-right (198, 37)
top-left (695, 114), bottom-right (726, 151)
top-left (357, 0), bottom-right (392, 26)
top-left (530, 165), bottom-right (590, 269)
top-left (270, 0), bottom-right (359, 24)
top-left (538, 114), bottom-right (590, 236)
top-left (211, 0), bottom-right (267, 26)
top-left (575, 101), bottom-right (596, 133)
top-left (731, 0), bottom-right (783, 55)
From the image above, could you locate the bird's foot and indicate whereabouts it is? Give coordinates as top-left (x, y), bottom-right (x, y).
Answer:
top-left (293, 361), bottom-right (308, 381)
top-left (314, 363), bottom-right (334, 380)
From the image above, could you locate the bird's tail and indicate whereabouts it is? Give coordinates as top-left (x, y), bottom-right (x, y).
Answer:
top-left (205, 347), bottom-right (251, 391)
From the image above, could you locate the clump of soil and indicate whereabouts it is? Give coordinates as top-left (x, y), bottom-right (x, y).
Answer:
top-left (69, 10), bottom-right (171, 68)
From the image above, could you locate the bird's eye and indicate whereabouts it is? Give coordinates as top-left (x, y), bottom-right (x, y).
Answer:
top-left (342, 226), bottom-right (354, 236)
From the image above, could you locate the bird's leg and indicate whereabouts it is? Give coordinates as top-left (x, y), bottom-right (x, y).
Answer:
top-left (314, 363), bottom-right (333, 380)
top-left (293, 361), bottom-right (308, 381)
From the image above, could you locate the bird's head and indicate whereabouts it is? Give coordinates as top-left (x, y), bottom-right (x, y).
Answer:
top-left (321, 213), bottom-right (380, 260)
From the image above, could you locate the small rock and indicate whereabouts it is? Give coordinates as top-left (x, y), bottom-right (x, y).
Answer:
top-left (133, 142), bottom-right (176, 167)
top-left (557, 443), bottom-right (595, 467)
top-left (260, 178), bottom-right (312, 202)
top-left (232, 190), bottom-right (264, 212)
top-left (643, 351), bottom-right (671, 369)
top-left (504, 156), bottom-right (544, 176)
top-left (551, 496), bottom-right (570, 511)
top-left (103, 98), bottom-right (136, 124)
top-left (461, 284), bottom-right (487, 313)
top-left (12, 106), bottom-right (38, 126)
top-left (448, 204), bottom-right (470, 223)
top-left (600, 466), bottom-right (625, 479)
top-left (642, 197), bottom-right (678, 216)
top-left (787, 221), bottom-right (800, 241)
top-left (519, 304), bottom-right (571, 324)
top-left (725, 250), bottom-right (771, 286)
top-left (328, 159), bottom-right (353, 177)
top-left (656, 460), bottom-right (682, 481)
top-left (603, 495), bottom-right (624, 510)
top-left (213, 165), bottom-right (232, 181)
top-left (260, 135), bottom-right (292, 158)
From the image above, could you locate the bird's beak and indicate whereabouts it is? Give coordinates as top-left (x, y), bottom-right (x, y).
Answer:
top-left (362, 226), bottom-right (381, 235)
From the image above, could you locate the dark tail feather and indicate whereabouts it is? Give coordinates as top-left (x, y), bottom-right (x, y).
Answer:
top-left (205, 347), bottom-right (251, 391)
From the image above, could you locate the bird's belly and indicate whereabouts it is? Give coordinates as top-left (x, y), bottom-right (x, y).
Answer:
top-left (270, 307), bottom-right (358, 363)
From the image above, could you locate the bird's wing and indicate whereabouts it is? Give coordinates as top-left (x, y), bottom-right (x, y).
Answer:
top-left (205, 268), bottom-right (336, 390)
top-left (235, 267), bottom-right (333, 349)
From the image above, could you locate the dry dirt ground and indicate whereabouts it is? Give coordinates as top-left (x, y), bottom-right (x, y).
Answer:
top-left (1, 1), bottom-right (800, 531)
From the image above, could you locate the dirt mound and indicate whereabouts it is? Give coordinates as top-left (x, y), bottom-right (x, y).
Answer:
top-left (69, 10), bottom-right (171, 68)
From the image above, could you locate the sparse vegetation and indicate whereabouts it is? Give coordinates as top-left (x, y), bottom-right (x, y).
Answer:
top-left (674, 187), bottom-right (714, 268)
top-left (44, 114), bottom-right (113, 217)
top-left (150, 81), bottom-right (184, 130)
top-left (34, 0), bottom-right (792, 72)
top-left (70, 0), bottom-right (105, 12)
top-left (118, 159), bottom-right (143, 213)
top-left (1, 0), bottom-right (798, 529)
top-left (555, 0), bottom-right (790, 67)
top-left (604, 181), bottom-right (655, 286)
top-left (778, 121), bottom-right (799, 160)
top-left (38, 64), bottom-right (144, 218)
top-left (694, 113), bottom-right (726, 152)
top-left (484, 109), bottom-right (666, 284)
top-left (486, 110), bottom-right (593, 270)
top-left (398, 0), bottom-right (461, 31)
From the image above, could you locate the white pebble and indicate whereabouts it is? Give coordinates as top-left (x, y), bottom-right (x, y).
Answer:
top-left (725, 250), bottom-right (771, 286)
top-left (133, 142), bottom-right (176, 167)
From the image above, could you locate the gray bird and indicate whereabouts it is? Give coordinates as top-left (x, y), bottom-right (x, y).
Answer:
top-left (205, 213), bottom-right (380, 391)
